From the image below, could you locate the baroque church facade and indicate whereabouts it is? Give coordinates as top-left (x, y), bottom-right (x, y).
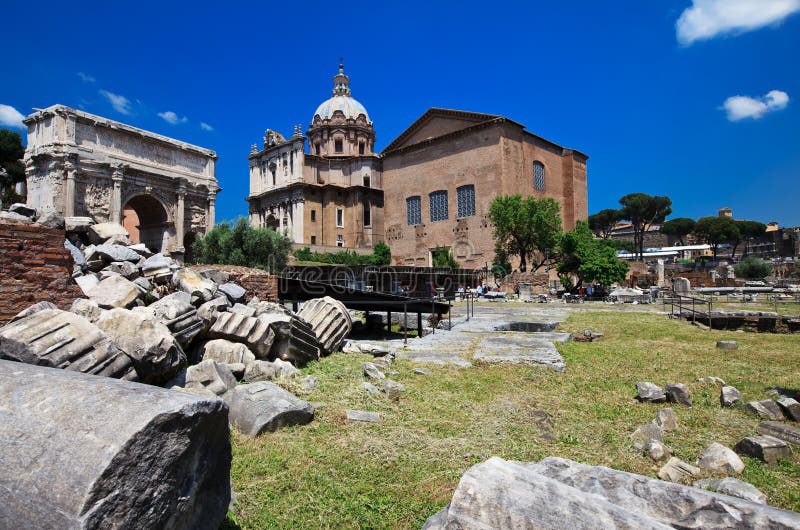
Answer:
top-left (247, 64), bottom-right (588, 267)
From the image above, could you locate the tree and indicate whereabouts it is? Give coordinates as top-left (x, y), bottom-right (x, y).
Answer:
top-left (192, 217), bottom-right (292, 273)
top-left (0, 129), bottom-right (26, 208)
top-left (488, 195), bottom-right (562, 272)
top-left (660, 217), bottom-right (696, 246)
top-left (693, 216), bottom-right (740, 261)
top-left (734, 257), bottom-right (772, 279)
top-left (618, 193), bottom-right (672, 260)
top-left (735, 220), bottom-right (767, 258)
top-left (588, 208), bottom-right (622, 238)
top-left (558, 221), bottom-right (629, 292)
top-left (431, 246), bottom-right (459, 269)
top-left (370, 241), bottom-right (391, 266)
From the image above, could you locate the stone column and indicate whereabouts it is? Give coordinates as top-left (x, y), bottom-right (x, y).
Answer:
top-left (63, 159), bottom-right (77, 217)
top-left (207, 193), bottom-right (216, 232)
top-left (110, 165), bottom-right (124, 223)
top-left (176, 182), bottom-right (186, 250)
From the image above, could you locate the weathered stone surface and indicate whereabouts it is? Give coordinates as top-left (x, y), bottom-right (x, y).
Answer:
top-left (777, 396), bottom-right (800, 422)
top-left (218, 282), bottom-right (247, 304)
top-left (694, 478), bottom-right (768, 505)
top-left (746, 400), bottom-right (785, 421)
top-left (174, 269), bottom-right (217, 303)
top-left (86, 275), bottom-right (140, 309)
top-left (64, 216), bottom-right (94, 233)
top-left (721, 385), bottom-right (743, 407)
top-left (266, 314), bottom-right (321, 366)
top-left (208, 312), bottom-right (274, 357)
top-left (94, 244), bottom-right (141, 263)
top-left (9, 301), bottom-right (58, 323)
top-left (198, 339), bottom-right (256, 366)
top-left (87, 222), bottom-right (129, 244)
top-left (673, 277), bottom-right (690, 294)
top-left (346, 410), bottom-right (381, 423)
top-left (248, 299), bottom-right (291, 317)
top-left (9, 203), bottom-right (37, 218)
top-left (735, 435), bottom-right (791, 464)
top-left (363, 361), bottom-right (385, 380)
top-left (698, 376), bottom-right (726, 386)
top-left (382, 379), bottom-right (405, 401)
top-left (242, 360), bottom-right (279, 382)
top-left (0, 360), bottom-right (231, 530)
top-left (96, 308), bottom-right (186, 385)
top-left (141, 293), bottom-right (204, 348)
top-left (697, 442), bottom-right (745, 475)
top-left (297, 296), bottom-right (352, 356)
top-left (665, 383), bottom-right (692, 407)
top-left (414, 367), bottom-right (432, 376)
top-left (636, 381), bottom-right (667, 403)
top-left (199, 268), bottom-right (229, 285)
top-left (132, 276), bottom-right (152, 292)
top-left (227, 363), bottom-right (246, 380)
top-left (227, 382), bottom-right (314, 437)
top-left (631, 423), bottom-right (663, 451)
top-left (756, 421), bottom-right (800, 448)
top-left (197, 295), bottom-right (229, 329)
top-left (229, 303), bottom-right (256, 317)
top-left (657, 457), bottom-right (701, 484)
top-left (70, 298), bottom-right (102, 323)
top-left (361, 381), bottom-right (379, 394)
top-left (474, 335), bottom-right (566, 371)
top-left (103, 260), bottom-right (139, 280)
top-left (183, 360), bottom-right (237, 397)
top-left (643, 439), bottom-right (671, 462)
top-left (300, 375), bottom-right (318, 390)
top-left (142, 253), bottom-right (174, 283)
top-left (64, 238), bottom-right (86, 268)
top-left (37, 209), bottom-right (65, 229)
top-left (716, 340), bottom-right (738, 350)
top-left (127, 243), bottom-right (154, 257)
top-left (0, 210), bottom-right (32, 222)
top-left (654, 408), bottom-right (678, 432)
top-left (0, 308), bottom-right (137, 380)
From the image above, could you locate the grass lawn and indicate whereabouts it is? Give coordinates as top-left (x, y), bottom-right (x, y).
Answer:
top-left (224, 309), bottom-right (800, 529)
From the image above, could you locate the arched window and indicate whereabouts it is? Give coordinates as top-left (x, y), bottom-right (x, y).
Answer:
top-left (533, 161), bottom-right (545, 191)
top-left (457, 185), bottom-right (475, 218)
top-left (406, 196), bottom-right (421, 226)
top-left (429, 190), bottom-right (449, 222)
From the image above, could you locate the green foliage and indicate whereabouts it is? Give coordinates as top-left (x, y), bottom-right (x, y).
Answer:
top-left (292, 241), bottom-right (393, 266)
top-left (491, 243), bottom-right (512, 278)
top-left (0, 129), bottom-right (26, 208)
top-left (618, 193), bottom-right (672, 260)
top-left (431, 246), bottom-right (459, 269)
top-left (588, 208), bottom-right (622, 238)
top-left (558, 221), bottom-right (629, 291)
top-left (735, 257), bottom-right (772, 279)
top-left (192, 217), bottom-right (292, 272)
top-left (488, 194), bottom-right (562, 272)
top-left (601, 239), bottom-right (635, 252)
top-left (660, 217), bottom-right (696, 245)
top-left (735, 220), bottom-right (768, 257)
top-left (693, 216), bottom-right (740, 260)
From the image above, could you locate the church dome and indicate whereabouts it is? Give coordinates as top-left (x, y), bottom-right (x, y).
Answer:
top-left (311, 61), bottom-right (371, 124)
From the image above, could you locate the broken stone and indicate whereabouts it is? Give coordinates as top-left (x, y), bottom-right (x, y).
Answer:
top-left (777, 396), bottom-right (800, 422)
top-left (346, 410), bottom-right (381, 423)
top-left (631, 423), bottom-right (663, 451)
top-left (96, 308), bottom-right (186, 385)
top-left (141, 293), bottom-right (204, 348)
top-left (64, 215), bottom-right (94, 233)
top-left (382, 379), bottom-right (405, 401)
top-left (693, 478), bottom-right (767, 505)
top-left (183, 359), bottom-right (237, 396)
top-left (746, 400), bottom-right (785, 421)
top-left (363, 362), bottom-right (385, 380)
top-left (127, 243), bottom-right (154, 257)
top-left (756, 421), bottom-right (800, 448)
top-left (198, 339), bottom-right (256, 366)
top-left (697, 442), bottom-right (745, 475)
top-left (266, 315), bottom-right (321, 366)
top-left (208, 312), bottom-right (274, 357)
top-left (132, 276), bottom-right (152, 292)
top-left (297, 296), bottom-right (352, 356)
top-left (9, 203), bottom-right (36, 218)
top-left (174, 268), bottom-right (217, 303)
top-left (142, 253), bottom-right (174, 283)
top-left (86, 275), bottom-right (140, 309)
top-left (698, 376), bottom-right (726, 386)
top-left (199, 268), bottom-right (229, 285)
top-left (0, 360), bottom-right (231, 530)
top-left (37, 209), bottom-right (65, 229)
top-left (635, 381), bottom-right (666, 403)
top-left (64, 238), bottom-right (86, 268)
top-left (218, 282), bottom-right (247, 304)
top-left (300, 375), bottom-right (318, 390)
top-left (70, 298), bottom-right (102, 323)
top-left (360, 382), bottom-right (379, 395)
top-left (721, 385), bottom-right (743, 407)
top-left (414, 367), bottom-right (432, 376)
top-left (643, 439), bottom-right (671, 462)
top-left (665, 383), bottom-right (692, 407)
top-left (94, 244), bottom-right (141, 263)
top-left (74, 274), bottom-right (100, 296)
top-left (103, 260), bottom-right (139, 279)
top-left (197, 296), bottom-right (229, 330)
top-left (242, 360), bottom-right (279, 382)
top-left (657, 457), bottom-right (701, 484)
top-left (716, 340), bottom-right (738, 350)
top-left (735, 435), bottom-right (791, 464)
top-left (227, 363), bottom-right (246, 380)
top-left (654, 408), bottom-right (678, 432)
top-left (0, 308), bottom-right (137, 380)
top-left (9, 301), bottom-right (58, 323)
top-left (248, 299), bottom-right (292, 317)
top-left (229, 303), bottom-right (256, 317)
top-left (0, 210), bottom-right (32, 222)
top-left (87, 222), bottom-right (130, 244)
top-left (227, 381), bottom-right (314, 437)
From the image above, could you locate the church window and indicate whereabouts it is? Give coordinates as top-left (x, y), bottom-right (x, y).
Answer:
top-left (271, 168), bottom-right (276, 186)
top-left (315, 143), bottom-right (321, 155)
top-left (406, 196), bottom-right (421, 226)
top-left (363, 175), bottom-right (370, 187)
top-left (335, 139), bottom-right (343, 153)
top-left (533, 161), bottom-right (545, 191)
top-left (336, 208), bottom-right (344, 227)
top-left (311, 210), bottom-right (316, 222)
top-left (363, 202), bottom-right (371, 227)
top-left (359, 142), bottom-right (365, 155)
top-left (429, 190), bottom-right (448, 222)
top-left (311, 235), bottom-right (317, 245)
top-left (457, 185), bottom-right (475, 218)
top-left (336, 234), bottom-right (343, 247)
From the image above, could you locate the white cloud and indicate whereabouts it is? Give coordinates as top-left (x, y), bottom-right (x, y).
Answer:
top-left (99, 89), bottom-right (132, 115)
top-left (0, 104), bottom-right (26, 128)
top-left (722, 89), bottom-right (790, 121)
top-left (158, 111), bottom-right (188, 125)
top-left (77, 72), bottom-right (96, 83)
top-left (200, 122), bottom-right (214, 131)
top-left (676, 0), bottom-right (800, 45)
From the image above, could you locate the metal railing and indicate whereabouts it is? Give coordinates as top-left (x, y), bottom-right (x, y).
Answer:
top-left (665, 291), bottom-right (713, 328)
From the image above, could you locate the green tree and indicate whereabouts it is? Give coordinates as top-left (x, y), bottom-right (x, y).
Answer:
top-left (735, 220), bottom-right (767, 258)
top-left (0, 129), bottom-right (26, 208)
top-left (693, 216), bottom-right (741, 261)
top-left (618, 193), bottom-right (672, 260)
top-left (370, 241), bottom-right (391, 266)
top-left (488, 194), bottom-right (562, 272)
top-left (734, 256), bottom-right (772, 279)
top-left (588, 208), bottom-right (622, 238)
top-left (558, 221), bottom-right (629, 292)
top-left (192, 217), bottom-right (292, 273)
top-left (660, 217), bottom-right (696, 246)
top-left (431, 246), bottom-right (459, 269)
top-left (491, 243), bottom-right (512, 278)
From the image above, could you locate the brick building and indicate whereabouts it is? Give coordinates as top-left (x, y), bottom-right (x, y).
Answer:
top-left (247, 64), bottom-right (589, 266)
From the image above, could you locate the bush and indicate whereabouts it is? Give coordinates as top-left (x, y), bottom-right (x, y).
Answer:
top-left (431, 246), bottom-right (460, 269)
top-left (192, 217), bottom-right (292, 273)
top-left (735, 257), bottom-right (772, 279)
top-left (292, 241), bottom-right (392, 266)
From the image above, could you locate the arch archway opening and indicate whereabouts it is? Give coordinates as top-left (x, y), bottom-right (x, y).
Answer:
top-left (183, 232), bottom-right (197, 264)
top-left (122, 195), bottom-right (169, 253)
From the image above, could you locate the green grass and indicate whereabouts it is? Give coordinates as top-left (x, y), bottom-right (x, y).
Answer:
top-left (225, 310), bottom-right (800, 529)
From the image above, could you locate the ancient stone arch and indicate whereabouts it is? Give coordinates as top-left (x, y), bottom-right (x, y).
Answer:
top-left (122, 194), bottom-right (171, 253)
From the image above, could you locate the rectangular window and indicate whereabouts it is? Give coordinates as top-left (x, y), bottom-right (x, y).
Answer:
top-left (457, 185), bottom-right (476, 218)
top-left (363, 175), bottom-right (370, 187)
top-left (315, 144), bottom-right (320, 155)
top-left (363, 203), bottom-right (371, 227)
top-left (359, 142), bottom-right (365, 155)
top-left (336, 208), bottom-right (344, 228)
top-left (429, 190), bottom-right (448, 222)
top-left (406, 196), bottom-right (421, 226)
top-left (311, 235), bottom-right (316, 245)
top-left (311, 210), bottom-right (316, 222)
top-left (336, 235), bottom-right (343, 247)
top-left (335, 139), bottom-right (343, 153)
top-left (533, 161), bottom-right (545, 191)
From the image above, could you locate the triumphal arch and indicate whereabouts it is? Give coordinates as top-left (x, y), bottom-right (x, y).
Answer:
top-left (23, 105), bottom-right (220, 258)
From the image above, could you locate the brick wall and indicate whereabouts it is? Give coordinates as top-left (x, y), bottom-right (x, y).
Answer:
top-left (190, 265), bottom-right (278, 302)
top-left (0, 220), bottom-right (81, 324)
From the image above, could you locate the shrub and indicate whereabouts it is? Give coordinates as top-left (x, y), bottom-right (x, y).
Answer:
top-left (292, 242), bottom-right (392, 266)
top-left (734, 257), bottom-right (772, 280)
top-left (192, 217), bottom-right (292, 273)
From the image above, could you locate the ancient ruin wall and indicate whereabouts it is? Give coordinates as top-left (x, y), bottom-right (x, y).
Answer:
top-left (0, 220), bottom-right (81, 323)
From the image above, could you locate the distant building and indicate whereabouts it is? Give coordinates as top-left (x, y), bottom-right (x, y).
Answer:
top-left (718, 207), bottom-right (732, 218)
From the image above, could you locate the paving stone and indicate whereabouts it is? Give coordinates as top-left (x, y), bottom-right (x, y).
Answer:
top-left (657, 457), bottom-right (701, 484)
top-left (716, 340), bottom-right (738, 350)
top-left (746, 400), bottom-right (785, 421)
top-left (777, 396), bottom-right (800, 422)
top-left (756, 421), bottom-right (800, 448)
top-left (346, 410), bottom-right (381, 423)
top-left (735, 435), bottom-right (791, 464)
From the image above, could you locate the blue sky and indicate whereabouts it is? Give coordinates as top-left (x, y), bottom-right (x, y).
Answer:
top-left (2, 1), bottom-right (799, 226)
